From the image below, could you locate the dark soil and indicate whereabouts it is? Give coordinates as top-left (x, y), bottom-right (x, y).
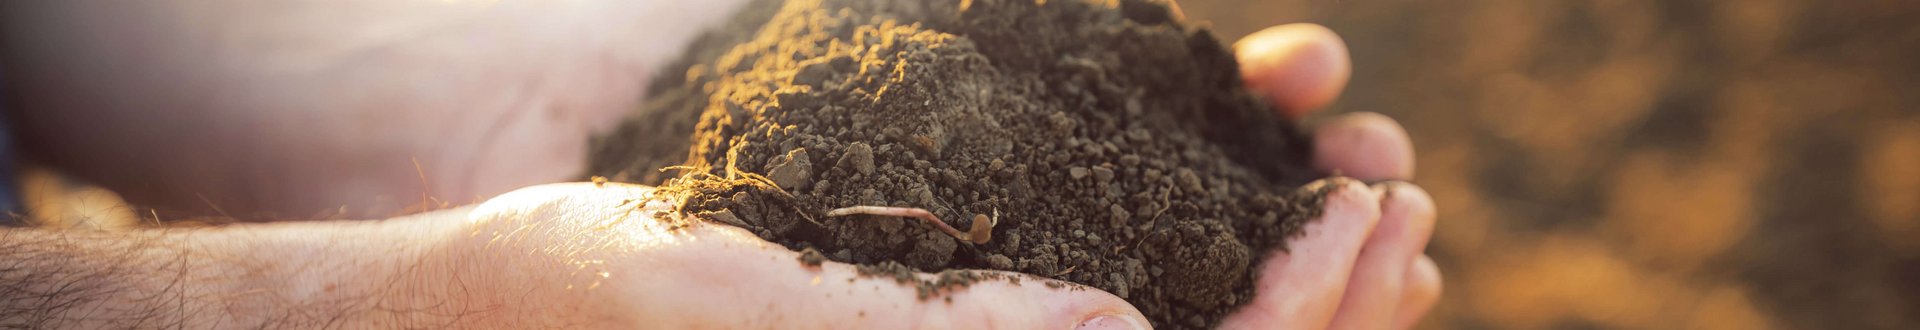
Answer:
top-left (588, 0), bottom-right (1325, 327)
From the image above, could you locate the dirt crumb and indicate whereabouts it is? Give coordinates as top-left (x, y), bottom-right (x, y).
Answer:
top-left (799, 247), bottom-right (828, 267)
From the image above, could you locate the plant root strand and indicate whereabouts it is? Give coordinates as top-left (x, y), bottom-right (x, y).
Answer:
top-left (826, 206), bottom-right (993, 244)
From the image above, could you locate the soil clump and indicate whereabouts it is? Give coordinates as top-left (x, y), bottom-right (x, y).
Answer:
top-left (588, 0), bottom-right (1326, 327)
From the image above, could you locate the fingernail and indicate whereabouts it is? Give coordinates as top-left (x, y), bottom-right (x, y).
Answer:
top-left (1076, 314), bottom-right (1149, 330)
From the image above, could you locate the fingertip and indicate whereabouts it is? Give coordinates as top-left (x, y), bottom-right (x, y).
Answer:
top-left (1321, 178), bottom-right (1384, 225)
top-left (1313, 112), bottom-right (1416, 180)
top-left (1394, 255), bottom-right (1442, 330)
top-left (1378, 182), bottom-right (1434, 212)
top-left (1378, 182), bottom-right (1437, 248)
top-left (1235, 23), bottom-right (1351, 119)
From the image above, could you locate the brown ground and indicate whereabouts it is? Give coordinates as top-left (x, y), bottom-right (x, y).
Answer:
top-left (1178, 0), bottom-right (1920, 328)
top-left (587, 0), bottom-right (1324, 327)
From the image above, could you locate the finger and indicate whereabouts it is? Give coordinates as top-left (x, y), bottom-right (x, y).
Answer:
top-left (1394, 255), bottom-right (1442, 330)
top-left (1164, 0), bottom-right (1188, 20)
top-left (1218, 179), bottom-right (1381, 329)
top-left (1327, 182), bottom-right (1436, 329)
top-left (1234, 23), bottom-right (1352, 119)
top-left (1313, 112), bottom-right (1416, 180)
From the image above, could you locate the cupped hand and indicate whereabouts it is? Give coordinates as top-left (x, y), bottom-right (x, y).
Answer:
top-left (426, 182), bottom-right (1149, 329)
top-left (7, 0), bottom-right (1437, 325)
top-left (421, 22), bottom-right (1436, 329)
top-left (1221, 23), bottom-right (1440, 329)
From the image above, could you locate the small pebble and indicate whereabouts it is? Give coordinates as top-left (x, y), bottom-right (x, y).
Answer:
top-left (838, 142), bottom-right (875, 175)
top-left (1175, 168), bottom-right (1204, 194)
top-left (1092, 167), bottom-right (1115, 183)
top-left (986, 255), bottom-right (1015, 269)
top-left (766, 148), bottom-right (813, 190)
top-left (1109, 204), bottom-right (1131, 227)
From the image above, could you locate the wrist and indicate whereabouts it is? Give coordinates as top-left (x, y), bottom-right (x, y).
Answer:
top-left (188, 208), bottom-right (474, 328)
top-left (0, 219), bottom-right (454, 328)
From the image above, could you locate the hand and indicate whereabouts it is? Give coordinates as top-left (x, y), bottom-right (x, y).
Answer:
top-left (392, 182), bottom-right (1142, 328)
top-left (6, 1), bottom-right (1437, 326)
top-left (403, 23), bottom-right (1437, 329)
top-left (1, 0), bottom-right (750, 219)
top-left (1221, 24), bottom-right (1441, 329)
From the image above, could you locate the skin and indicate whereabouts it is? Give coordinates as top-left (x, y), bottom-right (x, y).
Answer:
top-left (0, 1), bottom-right (1438, 328)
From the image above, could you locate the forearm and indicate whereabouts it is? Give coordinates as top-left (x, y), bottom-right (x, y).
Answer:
top-left (0, 210), bottom-right (468, 328)
top-left (1, 0), bottom-right (754, 219)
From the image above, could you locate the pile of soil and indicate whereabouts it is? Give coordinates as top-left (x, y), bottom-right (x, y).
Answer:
top-left (588, 0), bottom-right (1326, 327)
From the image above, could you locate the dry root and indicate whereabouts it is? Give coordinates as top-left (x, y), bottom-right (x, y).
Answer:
top-left (826, 206), bottom-right (996, 244)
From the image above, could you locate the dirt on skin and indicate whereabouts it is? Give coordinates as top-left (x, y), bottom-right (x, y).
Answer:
top-left (588, 0), bottom-right (1327, 327)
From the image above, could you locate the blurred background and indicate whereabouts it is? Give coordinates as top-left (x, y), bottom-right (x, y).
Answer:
top-left (1179, 0), bottom-right (1920, 328)
top-left (9, 0), bottom-right (1915, 328)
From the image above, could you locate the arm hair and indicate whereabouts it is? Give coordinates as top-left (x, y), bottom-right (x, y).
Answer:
top-left (0, 216), bottom-right (469, 328)
top-left (1, 228), bottom-right (208, 328)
